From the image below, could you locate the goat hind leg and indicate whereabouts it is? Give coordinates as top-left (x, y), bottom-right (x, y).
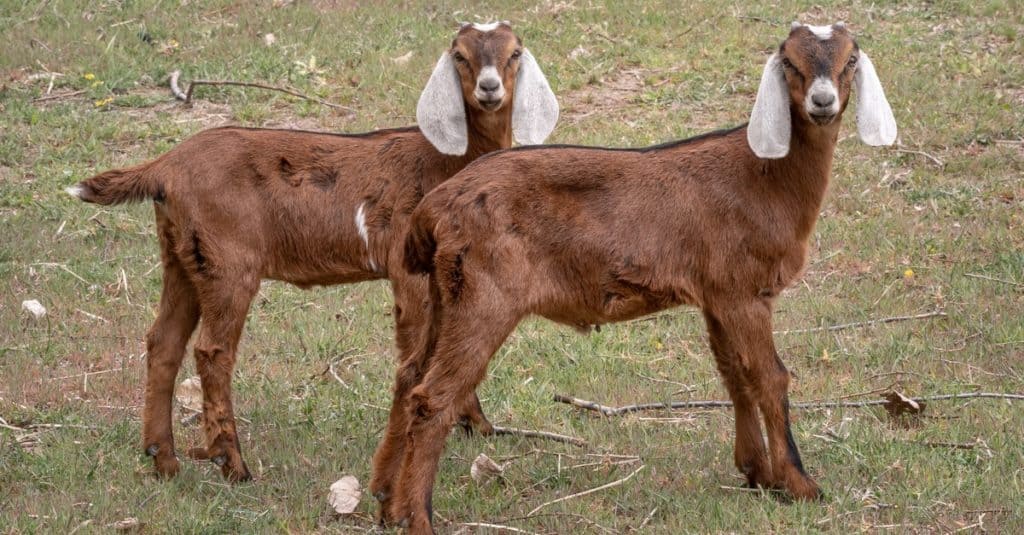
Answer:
top-left (189, 276), bottom-right (259, 483)
top-left (389, 309), bottom-right (518, 532)
top-left (142, 234), bottom-right (200, 478)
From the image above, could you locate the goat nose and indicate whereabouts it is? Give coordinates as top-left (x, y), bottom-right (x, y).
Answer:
top-left (478, 78), bottom-right (500, 92)
top-left (811, 92), bottom-right (835, 108)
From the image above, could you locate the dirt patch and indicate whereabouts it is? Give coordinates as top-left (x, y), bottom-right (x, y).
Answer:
top-left (560, 68), bottom-right (647, 123)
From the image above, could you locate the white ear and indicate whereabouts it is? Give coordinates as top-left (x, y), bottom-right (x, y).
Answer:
top-left (512, 48), bottom-right (559, 146)
top-left (854, 51), bottom-right (897, 146)
top-left (417, 53), bottom-right (468, 155)
top-left (747, 53), bottom-right (791, 159)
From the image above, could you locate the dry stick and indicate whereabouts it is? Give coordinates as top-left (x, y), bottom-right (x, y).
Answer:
top-left (460, 522), bottom-right (540, 535)
top-left (169, 70), bottom-right (355, 113)
top-left (774, 311), bottom-right (946, 336)
top-left (527, 464), bottom-right (645, 517)
top-left (32, 90), bottom-right (86, 103)
top-left (555, 392), bottom-right (1024, 417)
top-left (894, 148), bottom-right (944, 167)
top-left (965, 272), bottom-right (1024, 288)
top-left (490, 425), bottom-right (587, 447)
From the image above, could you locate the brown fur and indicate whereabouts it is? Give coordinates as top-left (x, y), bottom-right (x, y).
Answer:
top-left (72, 24), bottom-right (531, 483)
top-left (374, 25), bottom-right (872, 531)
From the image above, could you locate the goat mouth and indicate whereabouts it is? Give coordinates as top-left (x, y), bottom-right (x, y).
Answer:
top-left (477, 98), bottom-right (503, 111)
top-left (809, 113), bottom-right (837, 125)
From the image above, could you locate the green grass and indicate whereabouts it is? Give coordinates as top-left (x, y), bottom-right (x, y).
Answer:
top-left (2, 0), bottom-right (1023, 532)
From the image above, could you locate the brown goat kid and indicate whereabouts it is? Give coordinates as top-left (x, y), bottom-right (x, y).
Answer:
top-left (68, 22), bottom-right (558, 483)
top-left (373, 22), bottom-right (896, 531)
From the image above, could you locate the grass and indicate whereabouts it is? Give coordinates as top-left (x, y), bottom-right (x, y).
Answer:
top-left (1, 0), bottom-right (1023, 532)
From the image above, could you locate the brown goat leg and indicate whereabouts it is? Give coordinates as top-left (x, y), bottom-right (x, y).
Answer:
top-left (142, 224), bottom-right (200, 478)
top-left (190, 277), bottom-right (259, 483)
top-left (721, 300), bottom-right (821, 500)
top-left (370, 361), bottom-right (421, 524)
top-left (457, 392), bottom-right (494, 436)
top-left (704, 311), bottom-right (771, 489)
top-left (388, 308), bottom-right (517, 532)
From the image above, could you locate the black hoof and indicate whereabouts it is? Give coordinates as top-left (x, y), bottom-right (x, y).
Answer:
top-left (211, 455), bottom-right (227, 466)
top-left (145, 444), bottom-right (160, 457)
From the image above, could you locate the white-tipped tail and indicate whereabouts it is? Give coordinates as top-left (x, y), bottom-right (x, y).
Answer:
top-left (65, 184), bottom-right (85, 199)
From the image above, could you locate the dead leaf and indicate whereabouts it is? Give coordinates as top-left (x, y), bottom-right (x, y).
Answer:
top-left (22, 299), bottom-right (47, 319)
top-left (470, 453), bottom-right (504, 484)
top-left (883, 391), bottom-right (926, 426)
top-left (391, 51), bottom-right (414, 65)
top-left (328, 475), bottom-right (361, 514)
top-left (175, 376), bottom-right (203, 412)
top-left (109, 517), bottom-right (142, 532)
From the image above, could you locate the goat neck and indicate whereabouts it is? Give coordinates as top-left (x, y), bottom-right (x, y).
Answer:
top-left (764, 112), bottom-right (842, 243)
top-left (462, 104), bottom-right (514, 160)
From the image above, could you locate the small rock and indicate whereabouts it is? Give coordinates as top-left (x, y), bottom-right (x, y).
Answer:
top-left (175, 376), bottom-right (203, 412)
top-left (328, 475), bottom-right (361, 514)
top-left (263, 33), bottom-right (277, 47)
top-left (22, 299), bottom-right (47, 319)
top-left (470, 453), bottom-right (504, 484)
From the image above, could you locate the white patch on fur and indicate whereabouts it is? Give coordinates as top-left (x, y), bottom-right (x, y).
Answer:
top-left (804, 75), bottom-right (840, 116)
top-left (474, 65), bottom-right (505, 102)
top-left (805, 24), bottom-right (833, 40)
top-left (354, 203), bottom-right (377, 271)
top-left (469, 21), bottom-right (504, 33)
top-left (65, 185), bottom-right (84, 198)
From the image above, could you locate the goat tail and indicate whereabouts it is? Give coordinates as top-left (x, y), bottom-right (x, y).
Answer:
top-left (67, 162), bottom-right (162, 205)
top-left (404, 208), bottom-right (439, 275)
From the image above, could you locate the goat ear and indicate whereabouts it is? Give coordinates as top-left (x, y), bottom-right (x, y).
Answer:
top-left (747, 53), bottom-right (791, 159)
top-left (854, 51), bottom-right (897, 146)
top-left (417, 52), bottom-right (468, 155)
top-left (512, 48), bottom-right (559, 146)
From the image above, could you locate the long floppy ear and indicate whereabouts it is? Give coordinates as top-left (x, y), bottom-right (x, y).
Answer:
top-left (854, 51), bottom-right (897, 146)
top-left (417, 52), bottom-right (468, 155)
top-left (512, 48), bottom-right (559, 145)
top-left (747, 53), bottom-right (791, 158)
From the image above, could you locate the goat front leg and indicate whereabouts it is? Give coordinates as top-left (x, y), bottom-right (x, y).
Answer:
top-left (142, 226), bottom-right (200, 478)
top-left (187, 274), bottom-right (258, 483)
top-left (712, 298), bottom-right (821, 501)
top-left (704, 311), bottom-right (770, 489)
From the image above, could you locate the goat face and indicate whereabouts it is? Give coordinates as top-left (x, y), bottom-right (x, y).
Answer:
top-left (778, 22), bottom-right (858, 126)
top-left (748, 22), bottom-right (896, 158)
top-left (450, 21), bottom-right (522, 112)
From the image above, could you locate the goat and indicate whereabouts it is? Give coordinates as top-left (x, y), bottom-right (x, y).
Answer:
top-left (372, 22), bottom-right (896, 531)
top-left (67, 21), bottom-right (558, 483)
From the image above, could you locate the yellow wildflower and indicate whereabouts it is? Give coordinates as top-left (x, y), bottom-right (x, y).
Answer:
top-left (83, 73), bottom-right (95, 80)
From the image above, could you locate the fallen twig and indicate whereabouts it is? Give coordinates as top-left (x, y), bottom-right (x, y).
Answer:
top-left (965, 272), bottom-right (1023, 288)
top-left (527, 464), bottom-right (645, 516)
top-left (555, 391), bottom-right (1024, 416)
top-left (894, 148), bottom-right (944, 167)
top-left (32, 90), bottom-right (86, 103)
top-left (774, 311), bottom-right (946, 335)
top-left (169, 70), bottom-right (355, 113)
top-left (460, 522), bottom-right (539, 535)
top-left (490, 425), bottom-right (586, 447)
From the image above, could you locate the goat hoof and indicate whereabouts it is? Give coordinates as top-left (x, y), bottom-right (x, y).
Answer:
top-left (145, 444), bottom-right (160, 457)
top-left (153, 455), bottom-right (181, 478)
top-left (211, 455), bottom-right (227, 467)
top-left (373, 490), bottom-right (390, 503)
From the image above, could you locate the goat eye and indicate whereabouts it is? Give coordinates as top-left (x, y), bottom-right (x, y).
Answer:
top-left (781, 57), bottom-right (793, 69)
top-left (511, 50), bottom-right (522, 60)
top-left (847, 55), bottom-right (858, 67)
top-left (452, 52), bottom-right (467, 64)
